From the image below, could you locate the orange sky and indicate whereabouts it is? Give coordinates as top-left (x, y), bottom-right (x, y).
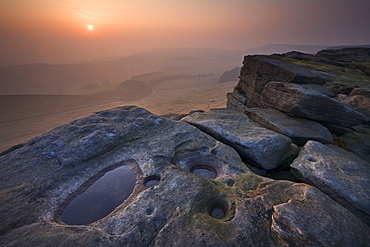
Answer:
top-left (1, 0), bottom-right (369, 66)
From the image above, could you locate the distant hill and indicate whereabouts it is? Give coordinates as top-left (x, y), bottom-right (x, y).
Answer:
top-left (327, 44), bottom-right (370, 50)
top-left (0, 48), bottom-right (242, 95)
top-left (2, 44), bottom-right (367, 95)
top-left (219, 67), bottom-right (240, 83)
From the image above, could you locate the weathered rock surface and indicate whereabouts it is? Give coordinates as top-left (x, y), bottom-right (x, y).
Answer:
top-left (291, 140), bottom-right (370, 225)
top-left (228, 48), bottom-right (370, 128)
top-left (350, 87), bottom-right (370, 97)
top-left (261, 81), bottom-right (366, 127)
top-left (295, 83), bottom-right (336, 97)
top-left (245, 108), bottom-right (333, 146)
top-left (242, 55), bottom-right (334, 85)
top-left (284, 50), bottom-right (347, 67)
top-left (336, 87), bottom-right (370, 119)
top-left (233, 55), bottom-right (334, 109)
top-left (226, 90), bottom-right (248, 112)
top-left (334, 131), bottom-right (370, 161)
top-left (2, 106), bottom-right (368, 246)
top-left (181, 108), bottom-right (293, 170)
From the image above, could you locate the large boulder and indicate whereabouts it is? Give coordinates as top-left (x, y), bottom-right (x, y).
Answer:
top-left (181, 108), bottom-right (293, 170)
top-left (245, 108), bottom-right (333, 146)
top-left (291, 140), bottom-right (370, 225)
top-left (2, 106), bottom-right (368, 246)
top-left (261, 81), bottom-right (366, 127)
top-left (230, 55), bottom-right (334, 108)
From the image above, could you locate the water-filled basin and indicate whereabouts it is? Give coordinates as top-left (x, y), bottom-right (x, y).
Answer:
top-left (60, 165), bottom-right (136, 225)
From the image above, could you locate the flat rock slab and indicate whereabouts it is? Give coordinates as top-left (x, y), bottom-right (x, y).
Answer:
top-left (181, 108), bottom-right (293, 170)
top-left (1, 106), bottom-right (369, 246)
top-left (261, 81), bottom-right (366, 127)
top-left (291, 140), bottom-right (370, 225)
top-left (245, 108), bottom-right (333, 146)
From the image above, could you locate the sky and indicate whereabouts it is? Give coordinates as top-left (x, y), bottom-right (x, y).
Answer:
top-left (1, 0), bottom-right (369, 66)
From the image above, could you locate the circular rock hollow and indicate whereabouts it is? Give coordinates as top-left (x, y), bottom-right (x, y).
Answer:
top-left (190, 165), bottom-right (217, 179)
top-left (307, 156), bottom-right (317, 162)
top-left (208, 202), bottom-right (227, 220)
top-left (144, 175), bottom-right (161, 188)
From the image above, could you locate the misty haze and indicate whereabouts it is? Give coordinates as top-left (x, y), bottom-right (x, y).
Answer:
top-left (1, 1), bottom-right (370, 245)
top-left (0, 44), bottom-right (331, 152)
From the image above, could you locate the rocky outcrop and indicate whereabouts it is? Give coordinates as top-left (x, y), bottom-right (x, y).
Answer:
top-left (245, 108), bottom-right (333, 146)
top-left (181, 108), bottom-right (294, 170)
top-left (233, 55), bottom-right (335, 108)
top-left (1, 106), bottom-right (370, 246)
top-left (291, 141), bottom-right (370, 225)
top-left (227, 49), bottom-right (370, 127)
top-left (225, 47), bottom-right (370, 228)
top-left (240, 55), bottom-right (334, 85)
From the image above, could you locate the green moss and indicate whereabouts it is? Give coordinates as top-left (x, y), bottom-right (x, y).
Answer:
top-left (355, 62), bottom-right (370, 76)
top-left (192, 213), bottom-right (236, 240)
top-left (281, 57), bottom-right (370, 93)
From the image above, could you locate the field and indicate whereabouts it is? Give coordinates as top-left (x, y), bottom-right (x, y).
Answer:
top-left (0, 77), bottom-right (236, 153)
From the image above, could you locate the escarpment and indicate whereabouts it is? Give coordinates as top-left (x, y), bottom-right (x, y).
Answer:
top-left (1, 48), bottom-right (370, 246)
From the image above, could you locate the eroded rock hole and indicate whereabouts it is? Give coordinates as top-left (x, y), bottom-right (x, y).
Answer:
top-left (144, 176), bottom-right (160, 188)
top-left (307, 156), bottom-right (317, 162)
top-left (208, 202), bottom-right (227, 219)
top-left (190, 165), bottom-right (217, 179)
top-left (145, 206), bottom-right (155, 215)
top-left (226, 179), bottom-right (235, 186)
top-left (60, 165), bottom-right (136, 225)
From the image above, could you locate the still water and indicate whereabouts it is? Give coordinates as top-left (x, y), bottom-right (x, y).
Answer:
top-left (61, 165), bottom-right (137, 225)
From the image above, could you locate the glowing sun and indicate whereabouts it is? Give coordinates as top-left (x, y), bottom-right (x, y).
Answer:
top-left (87, 24), bottom-right (94, 31)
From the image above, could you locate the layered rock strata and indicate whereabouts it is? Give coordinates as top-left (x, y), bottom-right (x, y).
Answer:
top-left (227, 53), bottom-right (367, 127)
top-left (225, 47), bottom-right (370, 230)
top-left (245, 108), bottom-right (333, 146)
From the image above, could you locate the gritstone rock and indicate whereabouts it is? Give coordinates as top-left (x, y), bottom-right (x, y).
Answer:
top-left (181, 108), bottom-right (293, 170)
top-left (261, 81), bottom-right (366, 127)
top-left (1, 106), bottom-right (369, 246)
top-left (245, 108), bottom-right (333, 146)
top-left (291, 140), bottom-right (370, 225)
